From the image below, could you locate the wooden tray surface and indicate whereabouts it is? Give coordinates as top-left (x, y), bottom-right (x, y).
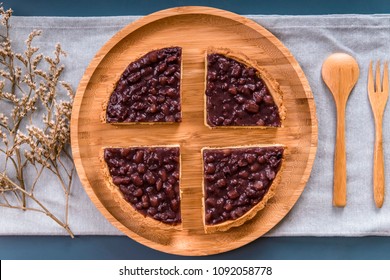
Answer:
top-left (71, 6), bottom-right (318, 256)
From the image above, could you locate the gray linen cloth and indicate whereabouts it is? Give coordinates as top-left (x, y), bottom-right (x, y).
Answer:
top-left (2, 14), bottom-right (390, 236)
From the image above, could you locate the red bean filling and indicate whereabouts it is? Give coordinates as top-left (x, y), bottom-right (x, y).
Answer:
top-left (106, 47), bottom-right (182, 123)
top-left (206, 53), bottom-right (281, 127)
top-left (104, 147), bottom-right (181, 224)
top-left (203, 147), bottom-right (284, 225)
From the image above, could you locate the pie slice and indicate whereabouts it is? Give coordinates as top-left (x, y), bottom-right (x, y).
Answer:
top-left (103, 146), bottom-right (181, 225)
top-left (105, 47), bottom-right (182, 123)
top-left (202, 145), bottom-right (284, 233)
top-left (205, 48), bottom-right (286, 127)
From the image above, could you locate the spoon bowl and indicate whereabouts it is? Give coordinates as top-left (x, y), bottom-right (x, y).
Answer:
top-left (322, 53), bottom-right (360, 104)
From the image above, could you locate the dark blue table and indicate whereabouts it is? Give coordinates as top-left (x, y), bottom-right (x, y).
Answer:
top-left (2, 0), bottom-right (390, 260)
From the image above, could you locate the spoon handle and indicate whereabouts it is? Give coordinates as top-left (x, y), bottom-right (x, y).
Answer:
top-left (334, 106), bottom-right (347, 207)
top-left (373, 121), bottom-right (385, 208)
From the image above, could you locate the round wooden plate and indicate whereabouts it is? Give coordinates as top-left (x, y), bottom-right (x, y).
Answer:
top-left (71, 6), bottom-right (318, 256)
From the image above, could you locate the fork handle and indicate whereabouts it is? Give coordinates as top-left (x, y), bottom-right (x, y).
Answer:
top-left (374, 122), bottom-right (385, 208)
top-left (334, 105), bottom-right (347, 207)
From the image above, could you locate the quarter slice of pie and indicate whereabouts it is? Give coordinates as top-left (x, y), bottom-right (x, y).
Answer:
top-left (205, 48), bottom-right (286, 127)
top-left (102, 146), bottom-right (181, 225)
top-left (105, 47), bottom-right (182, 123)
top-left (202, 145), bottom-right (284, 233)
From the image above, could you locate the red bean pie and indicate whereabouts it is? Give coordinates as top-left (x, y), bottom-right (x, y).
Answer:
top-left (202, 145), bottom-right (284, 233)
top-left (104, 47), bottom-right (182, 123)
top-left (102, 146), bottom-right (181, 225)
top-left (205, 48), bottom-right (286, 128)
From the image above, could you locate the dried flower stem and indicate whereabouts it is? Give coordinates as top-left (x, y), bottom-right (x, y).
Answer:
top-left (0, 5), bottom-right (75, 237)
top-left (0, 172), bottom-right (74, 237)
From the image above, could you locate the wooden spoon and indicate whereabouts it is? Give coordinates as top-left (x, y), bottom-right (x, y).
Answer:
top-left (322, 53), bottom-right (360, 207)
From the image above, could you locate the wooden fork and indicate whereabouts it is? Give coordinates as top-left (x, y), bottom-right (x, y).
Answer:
top-left (368, 60), bottom-right (389, 208)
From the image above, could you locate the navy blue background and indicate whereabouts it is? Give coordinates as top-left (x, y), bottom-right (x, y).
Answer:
top-left (2, 0), bottom-right (390, 260)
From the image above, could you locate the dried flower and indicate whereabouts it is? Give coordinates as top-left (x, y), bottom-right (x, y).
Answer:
top-left (0, 113), bottom-right (8, 126)
top-left (0, 129), bottom-right (7, 144)
top-left (0, 5), bottom-right (75, 237)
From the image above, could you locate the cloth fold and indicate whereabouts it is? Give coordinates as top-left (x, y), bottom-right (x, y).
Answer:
top-left (2, 14), bottom-right (390, 236)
